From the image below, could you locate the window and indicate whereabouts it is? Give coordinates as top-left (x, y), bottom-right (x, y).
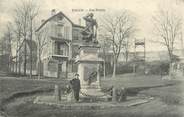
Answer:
top-left (73, 29), bottom-right (79, 40)
top-left (72, 45), bottom-right (79, 57)
top-left (59, 49), bottom-right (64, 55)
top-left (56, 43), bottom-right (67, 56)
top-left (64, 26), bottom-right (69, 39)
top-left (55, 25), bottom-right (64, 37)
top-left (57, 16), bottom-right (63, 21)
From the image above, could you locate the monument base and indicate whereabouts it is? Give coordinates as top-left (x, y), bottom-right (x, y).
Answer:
top-left (75, 45), bottom-right (109, 102)
top-left (33, 94), bottom-right (154, 109)
top-left (80, 88), bottom-right (112, 102)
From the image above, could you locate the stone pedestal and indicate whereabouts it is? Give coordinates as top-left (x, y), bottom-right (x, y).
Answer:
top-left (76, 45), bottom-right (110, 100)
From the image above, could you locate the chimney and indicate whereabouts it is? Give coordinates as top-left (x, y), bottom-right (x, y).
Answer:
top-left (51, 9), bottom-right (56, 16)
top-left (78, 18), bottom-right (81, 25)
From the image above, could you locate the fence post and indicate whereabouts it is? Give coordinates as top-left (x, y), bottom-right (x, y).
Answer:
top-left (112, 87), bottom-right (117, 102)
top-left (54, 84), bottom-right (61, 101)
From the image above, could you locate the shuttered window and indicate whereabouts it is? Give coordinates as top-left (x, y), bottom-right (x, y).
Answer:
top-left (64, 26), bottom-right (69, 39)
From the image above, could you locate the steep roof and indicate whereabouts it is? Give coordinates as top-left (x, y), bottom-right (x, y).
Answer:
top-left (35, 11), bottom-right (84, 32)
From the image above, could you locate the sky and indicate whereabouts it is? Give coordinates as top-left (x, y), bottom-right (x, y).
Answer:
top-left (0, 0), bottom-right (184, 52)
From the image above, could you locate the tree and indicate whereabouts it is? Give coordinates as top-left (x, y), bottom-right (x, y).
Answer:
top-left (101, 11), bottom-right (135, 78)
top-left (98, 34), bottom-right (111, 78)
top-left (123, 37), bottom-right (132, 62)
top-left (152, 9), bottom-right (182, 62)
top-left (13, 0), bottom-right (39, 77)
top-left (13, 15), bottom-right (23, 75)
top-left (35, 28), bottom-right (48, 79)
top-left (14, 1), bottom-right (29, 75)
top-left (1, 22), bottom-right (14, 73)
top-left (27, 0), bottom-right (39, 78)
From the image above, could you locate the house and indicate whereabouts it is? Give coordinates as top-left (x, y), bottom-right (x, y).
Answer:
top-left (35, 9), bottom-right (84, 78)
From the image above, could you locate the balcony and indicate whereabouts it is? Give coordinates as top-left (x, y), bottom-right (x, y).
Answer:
top-left (50, 36), bottom-right (71, 43)
top-left (51, 41), bottom-right (69, 61)
top-left (51, 54), bottom-right (68, 61)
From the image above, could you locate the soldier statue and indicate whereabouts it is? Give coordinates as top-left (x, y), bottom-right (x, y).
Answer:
top-left (81, 13), bottom-right (98, 43)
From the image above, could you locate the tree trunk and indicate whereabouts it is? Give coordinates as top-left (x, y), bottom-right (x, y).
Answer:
top-left (103, 60), bottom-right (106, 79)
top-left (103, 48), bottom-right (106, 79)
top-left (169, 62), bottom-right (173, 79)
top-left (15, 39), bottom-right (19, 75)
top-left (37, 47), bottom-right (42, 79)
top-left (112, 58), bottom-right (117, 78)
top-left (30, 20), bottom-right (33, 79)
top-left (24, 40), bottom-right (27, 75)
top-left (38, 59), bottom-right (42, 79)
top-left (15, 50), bottom-right (18, 75)
top-left (18, 52), bottom-right (21, 75)
top-left (125, 51), bottom-right (128, 63)
top-left (8, 54), bottom-right (11, 74)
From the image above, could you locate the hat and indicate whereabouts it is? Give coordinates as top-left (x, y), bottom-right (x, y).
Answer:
top-left (75, 73), bottom-right (79, 76)
top-left (89, 13), bottom-right (94, 17)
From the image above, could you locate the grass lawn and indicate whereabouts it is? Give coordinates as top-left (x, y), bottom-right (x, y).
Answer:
top-left (0, 74), bottom-right (183, 117)
top-left (102, 74), bottom-right (183, 105)
top-left (140, 82), bottom-right (184, 105)
top-left (0, 77), bottom-right (68, 108)
top-left (5, 100), bottom-right (183, 117)
top-left (101, 74), bottom-right (177, 89)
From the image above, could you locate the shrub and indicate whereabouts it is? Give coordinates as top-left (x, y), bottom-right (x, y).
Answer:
top-left (160, 95), bottom-right (183, 105)
top-left (116, 62), bottom-right (133, 74)
top-left (145, 61), bottom-right (170, 75)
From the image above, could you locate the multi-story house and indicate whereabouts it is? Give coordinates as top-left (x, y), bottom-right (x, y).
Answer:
top-left (36, 9), bottom-right (84, 78)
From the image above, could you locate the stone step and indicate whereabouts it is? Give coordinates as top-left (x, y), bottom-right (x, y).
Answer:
top-left (34, 95), bottom-right (153, 110)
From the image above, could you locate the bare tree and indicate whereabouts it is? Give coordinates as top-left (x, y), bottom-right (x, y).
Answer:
top-left (14, 1), bottom-right (29, 75)
top-left (27, 0), bottom-right (39, 78)
top-left (35, 28), bottom-right (48, 79)
top-left (2, 22), bottom-right (14, 73)
top-left (152, 9), bottom-right (182, 62)
top-left (13, 0), bottom-right (39, 77)
top-left (123, 37), bottom-right (132, 63)
top-left (101, 11), bottom-right (135, 78)
top-left (98, 34), bottom-right (111, 78)
top-left (13, 15), bottom-right (23, 75)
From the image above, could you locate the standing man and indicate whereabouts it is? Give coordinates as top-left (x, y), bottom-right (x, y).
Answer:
top-left (70, 73), bottom-right (81, 102)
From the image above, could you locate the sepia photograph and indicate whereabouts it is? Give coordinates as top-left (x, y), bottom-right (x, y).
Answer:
top-left (0, 0), bottom-right (184, 117)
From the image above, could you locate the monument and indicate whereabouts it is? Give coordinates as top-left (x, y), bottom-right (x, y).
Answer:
top-left (33, 13), bottom-right (153, 107)
top-left (76, 13), bottom-right (110, 101)
top-left (81, 13), bottom-right (98, 43)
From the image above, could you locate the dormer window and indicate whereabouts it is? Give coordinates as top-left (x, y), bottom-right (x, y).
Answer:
top-left (55, 25), bottom-right (64, 37)
top-left (57, 15), bottom-right (64, 23)
top-left (57, 20), bottom-right (64, 26)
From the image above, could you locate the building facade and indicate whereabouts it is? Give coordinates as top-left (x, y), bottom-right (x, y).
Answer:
top-left (36, 10), bottom-right (84, 78)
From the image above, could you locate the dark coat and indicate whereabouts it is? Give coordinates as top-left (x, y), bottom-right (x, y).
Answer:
top-left (70, 78), bottom-right (81, 92)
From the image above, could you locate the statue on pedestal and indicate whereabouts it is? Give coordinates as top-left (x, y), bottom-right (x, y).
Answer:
top-left (81, 13), bottom-right (98, 44)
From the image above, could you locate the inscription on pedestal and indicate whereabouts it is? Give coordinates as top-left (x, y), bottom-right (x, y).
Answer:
top-left (84, 64), bottom-right (97, 85)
